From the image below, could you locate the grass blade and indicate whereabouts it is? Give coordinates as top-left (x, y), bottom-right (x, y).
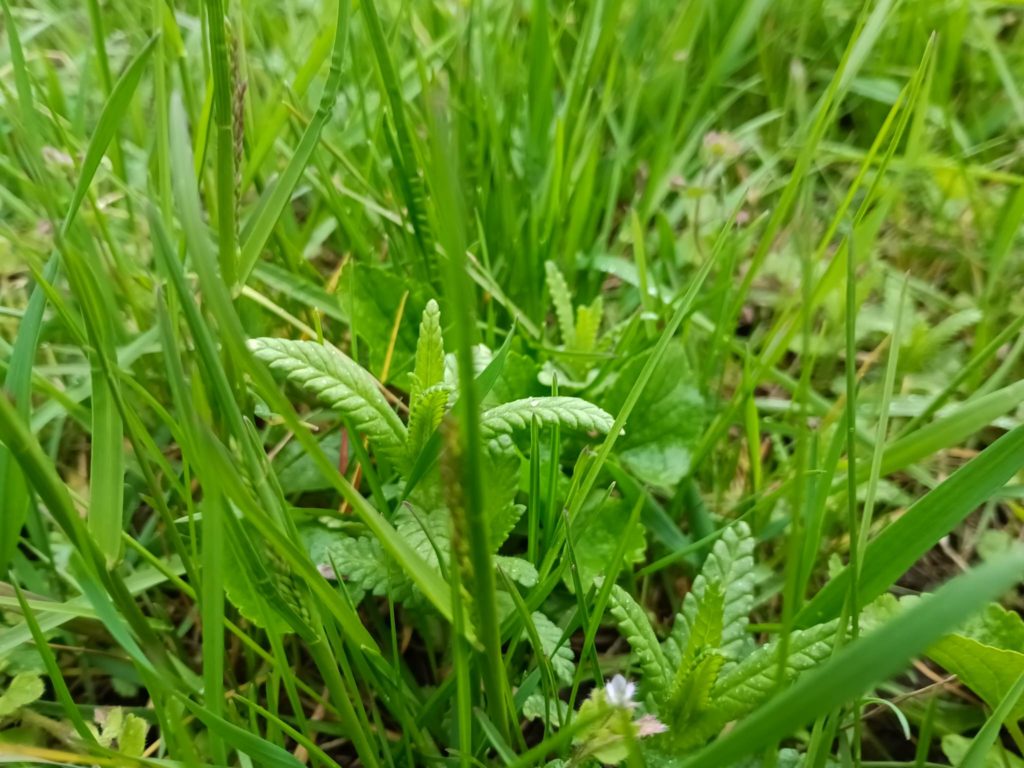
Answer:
top-left (958, 672), bottom-right (1024, 768)
top-left (239, 0), bottom-right (351, 281)
top-left (797, 422), bottom-right (1024, 627)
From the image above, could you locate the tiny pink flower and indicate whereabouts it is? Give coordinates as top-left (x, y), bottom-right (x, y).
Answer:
top-left (317, 563), bottom-right (337, 580)
top-left (635, 715), bottom-right (669, 737)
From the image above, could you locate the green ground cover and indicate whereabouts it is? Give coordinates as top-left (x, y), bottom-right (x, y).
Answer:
top-left (1, 0), bottom-right (1024, 765)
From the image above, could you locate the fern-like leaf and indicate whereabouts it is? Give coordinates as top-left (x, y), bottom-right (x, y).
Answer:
top-left (249, 338), bottom-right (406, 455)
top-left (412, 299), bottom-right (445, 399)
top-left (663, 651), bottom-right (727, 743)
top-left (545, 260), bottom-right (576, 347)
top-left (663, 522), bottom-right (755, 672)
top-left (394, 504), bottom-right (450, 572)
top-left (574, 295), bottom-right (604, 353)
top-left (655, 622), bottom-right (839, 752)
top-left (609, 584), bottom-right (670, 695)
top-left (406, 384), bottom-right (449, 465)
top-left (484, 447), bottom-right (524, 550)
top-left (322, 535), bottom-right (411, 600)
top-left (480, 396), bottom-right (614, 437)
top-left (711, 620), bottom-right (839, 720)
top-left (531, 610), bottom-right (576, 685)
top-left (661, 586), bottom-right (726, 732)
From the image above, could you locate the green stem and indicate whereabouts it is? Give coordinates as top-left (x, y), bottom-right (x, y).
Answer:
top-left (204, 0), bottom-right (237, 289)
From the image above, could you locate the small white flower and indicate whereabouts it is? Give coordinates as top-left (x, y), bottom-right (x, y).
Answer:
top-left (604, 675), bottom-right (637, 710)
top-left (635, 715), bottom-right (668, 737)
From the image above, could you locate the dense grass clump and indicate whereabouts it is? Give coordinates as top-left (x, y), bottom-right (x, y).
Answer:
top-left (1, 0), bottom-right (1024, 765)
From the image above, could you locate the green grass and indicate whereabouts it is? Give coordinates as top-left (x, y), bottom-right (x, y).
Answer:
top-left (1, 0), bottom-right (1024, 766)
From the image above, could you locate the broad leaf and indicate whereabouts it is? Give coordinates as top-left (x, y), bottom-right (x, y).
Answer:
top-left (604, 346), bottom-right (704, 488)
top-left (0, 673), bottom-right (43, 717)
top-left (495, 556), bottom-right (539, 588)
top-left (574, 296), bottom-right (604, 354)
top-left (928, 634), bottom-right (1024, 721)
top-left (523, 692), bottom-right (571, 724)
top-left (942, 735), bottom-right (1024, 768)
top-left (571, 497), bottom-right (647, 590)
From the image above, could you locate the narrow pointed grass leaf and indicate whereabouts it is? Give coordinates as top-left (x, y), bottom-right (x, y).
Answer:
top-left (62, 34), bottom-right (159, 235)
top-left (0, 257), bottom-right (58, 571)
top-left (166, 94), bottom-right (459, 637)
top-left (0, 28), bottom-right (155, 572)
top-left (177, 696), bottom-right (306, 768)
top-left (203, 0), bottom-right (238, 288)
top-left (958, 672), bottom-right (1024, 768)
top-left (428, 85), bottom-right (507, 736)
top-left (88, 376), bottom-right (124, 567)
top-left (798, 423), bottom-right (1024, 627)
top-left (239, 0), bottom-right (350, 281)
top-left (11, 583), bottom-right (97, 744)
top-left (874, 379), bottom-right (1024, 478)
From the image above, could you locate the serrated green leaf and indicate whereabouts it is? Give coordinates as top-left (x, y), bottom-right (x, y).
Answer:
top-left (395, 505), bottom-right (451, 572)
top-left (545, 261), bottom-right (576, 347)
top-left (609, 585), bottom-right (670, 694)
top-left (99, 706), bottom-right (124, 746)
top-left (481, 397), bottom-right (614, 437)
top-left (406, 385), bottom-right (449, 466)
top-left (682, 585), bottom-right (725, 665)
top-left (249, 338), bottom-right (406, 455)
top-left (484, 448), bottom-right (524, 551)
top-left (574, 296), bottom-right (604, 354)
top-left (711, 620), bottom-right (840, 721)
top-left (444, 345), bottom-right (493, 395)
top-left (324, 535), bottom-right (410, 600)
top-left (664, 522), bottom-right (756, 671)
top-left (413, 299), bottom-right (445, 399)
top-left (958, 602), bottom-right (1024, 649)
top-left (664, 651), bottom-right (728, 749)
top-left (530, 611), bottom-right (576, 685)
top-left (222, 538), bottom-right (296, 635)
top-left (0, 673), bottom-right (44, 717)
top-left (674, 543), bottom-right (1024, 768)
